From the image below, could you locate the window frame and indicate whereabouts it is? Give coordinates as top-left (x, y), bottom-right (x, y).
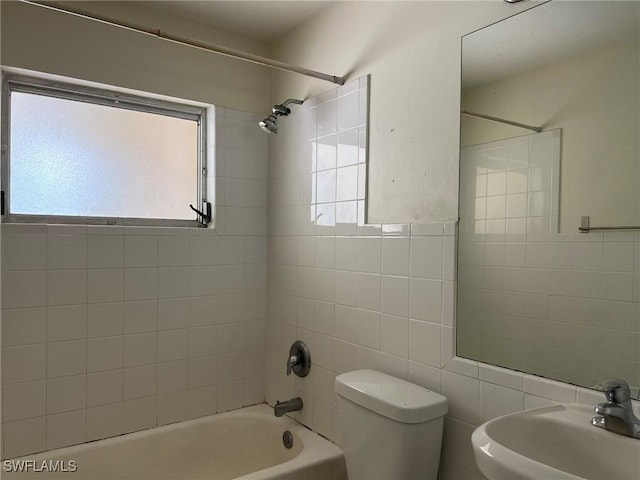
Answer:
top-left (1, 74), bottom-right (209, 228)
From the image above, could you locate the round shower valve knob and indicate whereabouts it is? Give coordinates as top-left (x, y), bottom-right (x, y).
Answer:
top-left (287, 340), bottom-right (311, 377)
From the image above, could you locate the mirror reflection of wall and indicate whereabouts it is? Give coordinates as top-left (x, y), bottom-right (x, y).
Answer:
top-left (457, 1), bottom-right (640, 392)
top-left (462, 1), bottom-right (639, 232)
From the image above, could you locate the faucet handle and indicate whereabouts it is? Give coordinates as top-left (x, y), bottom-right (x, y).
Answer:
top-left (286, 354), bottom-right (299, 376)
top-left (597, 378), bottom-right (631, 403)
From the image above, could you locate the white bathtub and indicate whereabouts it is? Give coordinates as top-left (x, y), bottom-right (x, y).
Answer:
top-left (3, 404), bottom-right (347, 480)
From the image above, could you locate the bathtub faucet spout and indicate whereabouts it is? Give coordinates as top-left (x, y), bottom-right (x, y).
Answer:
top-left (274, 397), bottom-right (303, 417)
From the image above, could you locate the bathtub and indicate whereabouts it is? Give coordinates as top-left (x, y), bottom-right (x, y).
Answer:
top-left (3, 404), bottom-right (347, 480)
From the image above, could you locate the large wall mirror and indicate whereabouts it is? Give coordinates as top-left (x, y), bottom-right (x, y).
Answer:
top-left (457, 1), bottom-right (640, 392)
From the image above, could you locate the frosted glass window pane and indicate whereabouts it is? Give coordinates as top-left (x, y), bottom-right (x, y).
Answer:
top-left (10, 92), bottom-right (198, 220)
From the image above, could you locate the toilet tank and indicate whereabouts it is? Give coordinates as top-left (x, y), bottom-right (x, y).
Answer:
top-left (335, 370), bottom-right (448, 480)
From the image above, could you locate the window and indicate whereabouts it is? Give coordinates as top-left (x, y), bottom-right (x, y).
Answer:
top-left (1, 75), bottom-right (210, 227)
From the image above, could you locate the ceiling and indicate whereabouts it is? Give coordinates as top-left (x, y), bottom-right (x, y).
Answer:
top-left (133, 1), bottom-right (335, 42)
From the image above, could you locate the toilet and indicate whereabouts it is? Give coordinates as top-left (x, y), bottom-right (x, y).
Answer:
top-left (335, 369), bottom-right (448, 480)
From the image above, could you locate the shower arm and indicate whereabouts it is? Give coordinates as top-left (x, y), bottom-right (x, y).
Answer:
top-left (281, 99), bottom-right (304, 108)
top-left (20, 0), bottom-right (346, 86)
top-left (271, 99), bottom-right (304, 117)
top-left (461, 110), bottom-right (542, 133)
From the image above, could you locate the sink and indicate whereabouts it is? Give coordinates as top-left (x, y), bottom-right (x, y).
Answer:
top-left (471, 403), bottom-right (640, 480)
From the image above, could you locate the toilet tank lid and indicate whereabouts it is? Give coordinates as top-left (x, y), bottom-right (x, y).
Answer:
top-left (335, 370), bottom-right (448, 424)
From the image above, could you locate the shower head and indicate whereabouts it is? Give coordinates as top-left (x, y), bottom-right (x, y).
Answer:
top-left (258, 98), bottom-right (304, 134)
top-left (259, 114), bottom-right (279, 134)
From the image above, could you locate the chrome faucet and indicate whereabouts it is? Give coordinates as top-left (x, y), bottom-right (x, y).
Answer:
top-left (592, 378), bottom-right (640, 439)
top-left (274, 397), bottom-right (303, 417)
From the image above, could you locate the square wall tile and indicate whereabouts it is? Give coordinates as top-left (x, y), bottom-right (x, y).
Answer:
top-left (335, 237), bottom-right (357, 271)
top-left (158, 329), bottom-right (188, 362)
top-left (158, 361), bottom-right (188, 394)
top-left (2, 271), bottom-right (47, 309)
top-left (382, 238), bottom-right (410, 276)
top-left (47, 375), bottom-right (86, 414)
top-left (410, 237), bottom-right (443, 279)
top-left (88, 269), bottom-right (124, 303)
top-left (409, 320), bottom-right (441, 368)
top-left (3, 344), bottom-right (46, 384)
top-left (356, 238), bottom-right (381, 273)
top-left (336, 166), bottom-right (358, 202)
top-left (189, 385), bottom-right (218, 419)
top-left (124, 301), bottom-right (157, 334)
top-left (124, 333), bottom-right (157, 367)
top-left (337, 92), bottom-right (359, 132)
top-left (158, 267), bottom-right (191, 298)
top-left (88, 234), bottom-right (124, 268)
top-left (442, 370), bottom-right (479, 426)
top-left (157, 390), bottom-right (188, 426)
top-left (47, 340), bottom-right (86, 378)
top-left (87, 403), bottom-right (123, 442)
top-left (317, 101), bottom-right (337, 138)
top-left (2, 307), bottom-right (47, 346)
top-left (479, 383), bottom-right (524, 423)
top-left (124, 268), bottom-right (158, 301)
top-left (337, 129), bottom-right (360, 167)
top-left (158, 235), bottom-right (190, 267)
top-left (48, 270), bottom-right (87, 306)
top-left (88, 336), bottom-right (123, 372)
top-left (356, 273), bottom-right (380, 311)
top-left (87, 369), bottom-right (123, 407)
top-left (46, 409), bottom-right (86, 450)
top-left (217, 380), bottom-right (244, 413)
top-left (2, 417), bottom-right (46, 459)
top-left (3, 381), bottom-right (46, 422)
top-left (409, 278), bottom-right (442, 323)
top-left (188, 355), bottom-right (217, 388)
top-left (88, 303), bottom-right (124, 338)
top-left (47, 305), bottom-right (87, 342)
top-left (355, 309), bottom-right (381, 349)
top-left (123, 365), bottom-right (157, 400)
top-left (123, 397), bottom-right (156, 433)
top-left (380, 314), bottom-right (409, 358)
top-left (381, 276), bottom-right (409, 317)
top-left (2, 232), bottom-right (47, 271)
top-left (316, 169), bottom-right (337, 204)
top-left (334, 271), bottom-right (357, 307)
top-left (48, 232), bottom-right (87, 269)
top-left (124, 236), bottom-right (158, 267)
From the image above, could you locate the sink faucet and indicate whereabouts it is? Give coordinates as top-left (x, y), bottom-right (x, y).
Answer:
top-left (592, 378), bottom-right (640, 439)
top-left (274, 397), bottom-right (303, 417)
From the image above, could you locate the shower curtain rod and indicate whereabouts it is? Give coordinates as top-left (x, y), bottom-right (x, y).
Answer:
top-left (20, 0), bottom-right (346, 86)
top-left (461, 110), bottom-right (542, 133)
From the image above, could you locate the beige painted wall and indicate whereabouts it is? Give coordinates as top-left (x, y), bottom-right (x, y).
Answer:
top-left (267, 1), bottom-right (537, 224)
top-left (1, 1), bottom-right (270, 113)
top-left (462, 40), bottom-right (640, 232)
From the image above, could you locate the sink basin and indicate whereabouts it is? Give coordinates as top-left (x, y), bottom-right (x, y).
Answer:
top-left (471, 403), bottom-right (640, 480)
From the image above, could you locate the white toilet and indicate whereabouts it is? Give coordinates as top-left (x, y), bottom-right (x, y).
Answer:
top-left (335, 369), bottom-right (448, 480)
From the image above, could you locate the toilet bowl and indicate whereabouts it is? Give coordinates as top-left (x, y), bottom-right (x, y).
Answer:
top-left (335, 369), bottom-right (448, 480)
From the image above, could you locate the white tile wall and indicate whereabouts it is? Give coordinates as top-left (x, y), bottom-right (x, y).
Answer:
top-left (0, 107), bottom-right (268, 459)
top-left (266, 76), bottom-right (458, 442)
top-left (265, 78), bottom-right (640, 480)
top-left (3, 77), bottom-right (635, 480)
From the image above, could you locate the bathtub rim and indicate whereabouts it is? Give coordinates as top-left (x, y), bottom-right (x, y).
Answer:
top-left (6, 403), bottom-right (345, 480)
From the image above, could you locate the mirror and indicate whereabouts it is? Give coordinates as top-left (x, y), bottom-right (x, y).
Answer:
top-left (457, 1), bottom-right (640, 391)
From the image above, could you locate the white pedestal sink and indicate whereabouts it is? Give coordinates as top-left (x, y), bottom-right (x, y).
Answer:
top-left (471, 404), bottom-right (640, 480)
